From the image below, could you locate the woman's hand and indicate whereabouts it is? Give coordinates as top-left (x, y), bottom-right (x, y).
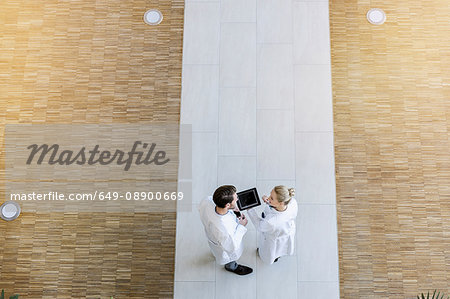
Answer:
top-left (262, 195), bottom-right (269, 204)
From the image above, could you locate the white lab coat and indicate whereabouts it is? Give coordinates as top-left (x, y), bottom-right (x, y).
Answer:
top-left (198, 196), bottom-right (247, 265)
top-left (247, 199), bottom-right (298, 264)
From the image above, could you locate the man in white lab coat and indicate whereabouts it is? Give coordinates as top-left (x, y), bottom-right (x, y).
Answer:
top-left (198, 185), bottom-right (253, 275)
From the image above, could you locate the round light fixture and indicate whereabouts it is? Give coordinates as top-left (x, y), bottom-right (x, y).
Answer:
top-left (367, 8), bottom-right (386, 25)
top-left (0, 201), bottom-right (21, 221)
top-left (144, 9), bottom-right (163, 25)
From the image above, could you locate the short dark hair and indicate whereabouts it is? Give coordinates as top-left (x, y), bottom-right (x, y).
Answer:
top-left (213, 185), bottom-right (237, 208)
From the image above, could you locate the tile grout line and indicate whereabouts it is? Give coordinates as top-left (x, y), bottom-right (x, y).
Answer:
top-left (215, 0), bottom-right (222, 294)
top-left (291, 0), bottom-right (299, 288)
top-left (255, 1), bottom-right (259, 298)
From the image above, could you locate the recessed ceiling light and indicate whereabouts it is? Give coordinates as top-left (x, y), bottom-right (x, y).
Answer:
top-left (367, 8), bottom-right (386, 25)
top-left (144, 9), bottom-right (163, 26)
top-left (0, 201), bottom-right (21, 221)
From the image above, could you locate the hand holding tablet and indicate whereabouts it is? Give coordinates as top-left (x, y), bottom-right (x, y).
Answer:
top-left (236, 188), bottom-right (262, 211)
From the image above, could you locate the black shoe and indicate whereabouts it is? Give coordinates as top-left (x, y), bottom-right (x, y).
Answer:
top-left (225, 264), bottom-right (253, 276)
top-left (274, 257), bottom-right (279, 263)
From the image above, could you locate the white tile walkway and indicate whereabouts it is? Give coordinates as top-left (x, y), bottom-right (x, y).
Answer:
top-left (175, 0), bottom-right (339, 298)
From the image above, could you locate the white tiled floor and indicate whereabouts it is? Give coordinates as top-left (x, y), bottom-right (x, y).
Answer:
top-left (295, 132), bottom-right (336, 205)
top-left (180, 65), bottom-right (219, 132)
top-left (191, 133), bottom-right (218, 203)
top-left (220, 0), bottom-right (256, 22)
top-left (218, 156), bottom-right (257, 191)
top-left (257, 44), bottom-right (294, 109)
top-left (257, 109), bottom-right (296, 180)
top-left (294, 65), bottom-right (333, 132)
top-left (176, 0), bottom-right (339, 298)
top-left (182, 3), bottom-right (220, 64)
top-left (293, 2), bottom-right (331, 65)
top-left (257, 0), bottom-right (293, 43)
top-left (220, 23), bottom-right (257, 87)
top-left (218, 88), bottom-right (256, 156)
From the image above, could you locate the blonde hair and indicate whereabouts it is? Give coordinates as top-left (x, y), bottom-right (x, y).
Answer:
top-left (273, 186), bottom-right (295, 205)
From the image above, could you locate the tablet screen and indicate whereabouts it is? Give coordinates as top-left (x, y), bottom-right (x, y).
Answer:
top-left (236, 188), bottom-right (261, 210)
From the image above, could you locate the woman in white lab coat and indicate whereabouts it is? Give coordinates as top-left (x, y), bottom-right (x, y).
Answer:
top-left (247, 186), bottom-right (298, 264)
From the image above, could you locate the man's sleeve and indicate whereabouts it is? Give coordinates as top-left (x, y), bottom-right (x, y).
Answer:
top-left (217, 224), bottom-right (247, 254)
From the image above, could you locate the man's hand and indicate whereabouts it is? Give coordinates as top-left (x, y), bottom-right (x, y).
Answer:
top-left (238, 214), bottom-right (248, 226)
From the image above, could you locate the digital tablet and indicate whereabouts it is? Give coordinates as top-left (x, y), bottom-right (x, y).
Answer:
top-left (236, 188), bottom-right (261, 211)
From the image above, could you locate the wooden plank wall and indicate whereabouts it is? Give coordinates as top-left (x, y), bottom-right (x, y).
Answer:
top-left (330, 0), bottom-right (450, 298)
top-left (0, 0), bottom-right (184, 298)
